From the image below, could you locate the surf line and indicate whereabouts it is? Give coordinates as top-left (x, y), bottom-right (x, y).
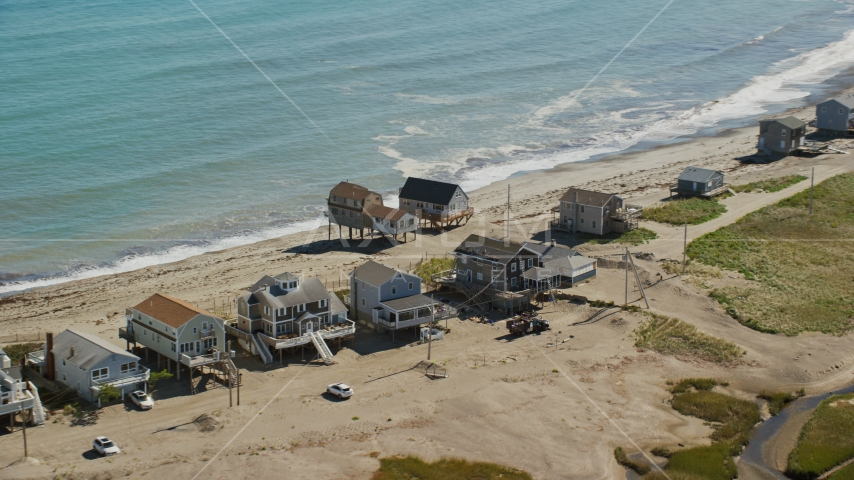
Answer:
top-left (187, 0), bottom-right (334, 144)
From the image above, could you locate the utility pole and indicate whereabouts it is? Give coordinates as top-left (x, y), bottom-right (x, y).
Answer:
top-left (682, 222), bottom-right (688, 276)
top-left (809, 167), bottom-right (814, 215)
top-left (236, 368), bottom-right (240, 406)
top-left (227, 340), bottom-right (233, 408)
top-left (428, 295), bottom-right (434, 361)
top-left (624, 247), bottom-right (629, 306)
top-left (506, 185), bottom-right (511, 243)
top-left (21, 407), bottom-right (28, 458)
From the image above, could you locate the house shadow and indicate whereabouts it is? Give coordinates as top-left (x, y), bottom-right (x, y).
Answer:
top-left (347, 326), bottom-right (422, 356)
top-left (282, 233), bottom-right (413, 256)
top-left (735, 152), bottom-right (783, 164)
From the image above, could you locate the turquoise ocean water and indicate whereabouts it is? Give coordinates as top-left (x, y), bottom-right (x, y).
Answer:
top-left (2, 0), bottom-right (854, 293)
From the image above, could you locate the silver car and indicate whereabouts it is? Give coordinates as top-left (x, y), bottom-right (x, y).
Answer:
top-left (93, 436), bottom-right (121, 456)
top-left (129, 390), bottom-right (154, 410)
top-left (326, 383), bottom-right (353, 399)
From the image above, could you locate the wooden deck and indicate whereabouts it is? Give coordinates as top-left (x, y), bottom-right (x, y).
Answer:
top-left (418, 207), bottom-right (474, 232)
top-left (669, 183), bottom-right (731, 198)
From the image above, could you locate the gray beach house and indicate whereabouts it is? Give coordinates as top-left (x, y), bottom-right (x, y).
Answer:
top-left (327, 181), bottom-right (418, 242)
top-left (350, 261), bottom-right (437, 334)
top-left (52, 329), bottom-right (149, 405)
top-left (670, 167), bottom-right (726, 198)
top-left (553, 188), bottom-right (641, 235)
top-left (758, 116), bottom-right (807, 155)
top-left (398, 177), bottom-right (473, 231)
top-left (234, 273), bottom-right (353, 364)
top-left (816, 97), bottom-right (854, 137)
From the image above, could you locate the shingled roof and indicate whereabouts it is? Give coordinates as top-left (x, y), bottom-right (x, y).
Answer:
top-left (366, 204), bottom-right (409, 221)
top-left (820, 97), bottom-right (854, 109)
top-left (767, 116), bottom-right (808, 129)
top-left (132, 293), bottom-right (212, 328)
top-left (52, 329), bottom-right (137, 370)
top-left (399, 177), bottom-right (463, 205)
top-left (677, 166), bottom-right (721, 183)
top-left (558, 188), bottom-right (617, 208)
top-left (454, 234), bottom-right (525, 263)
top-left (329, 182), bottom-right (380, 201)
top-left (352, 260), bottom-right (401, 287)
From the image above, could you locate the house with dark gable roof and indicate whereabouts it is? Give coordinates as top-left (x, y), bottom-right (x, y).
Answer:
top-left (758, 116), bottom-right (807, 155)
top-left (350, 260), bottom-right (439, 333)
top-left (523, 241), bottom-right (597, 286)
top-left (398, 177), bottom-right (473, 231)
top-left (669, 167), bottom-right (726, 198)
top-left (554, 188), bottom-right (641, 235)
top-left (235, 272), bottom-right (353, 364)
top-left (816, 97), bottom-right (854, 136)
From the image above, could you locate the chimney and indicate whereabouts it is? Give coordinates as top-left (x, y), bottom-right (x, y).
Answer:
top-left (45, 332), bottom-right (55, 380)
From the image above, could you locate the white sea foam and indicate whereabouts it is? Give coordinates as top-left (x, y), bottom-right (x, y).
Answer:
top-left (0, 216), bottom-right (327, 295)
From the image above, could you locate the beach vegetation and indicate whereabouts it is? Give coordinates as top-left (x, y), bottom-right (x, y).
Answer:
top-left (371, 456), bottom-right (533, 480)
top-left (148, 369), bottom-right (173, 390)
top-left (97, 385), bottom-right (122, 403)
top-left (689, 173), bottom-right (854, 335)
top-left (633, 313), bottom-right (744, 364)
top-left (415, 257), bottom-right (456, 284)
top-left (335, 288), bottom-right (350, 305)
top-left (642, 198), bottom-right (727, 226)
top-left (731, 175), bottom-right (807, 193)
top-left (758, 390), bottom-right (804, 416)
top-left (827, 462), bottom-right (854, 480)
top-left (786, 393), bottom-right (854, 479)
top-left (614, 446), bottom-right (651, 475)
top-left (1, 342), bottom-right (43, 365)
top-left (669, 378), bottom-right (719, 394)
top-left (579, 227), bottom-right (658, 246)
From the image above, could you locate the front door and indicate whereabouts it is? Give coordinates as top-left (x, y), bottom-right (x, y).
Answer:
top-left (758, 137), bottom-right (765, 148)
top-left (467, 270), bottom-right (472, 282)
top-left (195, 341), bottom-right (200, 354)
top-left (306, 322), bottom-right (313, 334)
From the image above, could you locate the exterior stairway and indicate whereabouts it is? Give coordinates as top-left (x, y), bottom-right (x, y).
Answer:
top-left (309, 332), bottom-right (335, 364)
top-left (30, 383), bottom-right (46, 425)
top-left (253, 333), bottom-right (274, 365)
top-left (222, 355), bottom-right (240, 387)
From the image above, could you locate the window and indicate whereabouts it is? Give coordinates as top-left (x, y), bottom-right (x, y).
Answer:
top-left (456, 191), bottom-right (461, 198)
top-left (264, 306), bottom-right (270, 315)
top-left (320, 299), bottom-right (327, 308)
top-left (580, 219), bottom-right (585, 224)
top-left (840, 108), bottom-right (845, 115)
top-left (510, 277), bottom-right (517, 286)
top-left (580, 205), bottom-right (585, 213)
top-left (349, 211), bottom-right (354, 217)
top-left (63, 373), bottom-right (67, 382)
top-left (62, 359), bottom-right (66, 366)
top-left (361, 298), bottom-right (366, 307)
top-left (510, 263), bottom-right (517, 272)
top-left (461, 257), bottom-right (467, 264)
top-left (477, 272), bottom-right (483, 281)
top-left (416, 201), bottom-right (423, 208)
top-left (527, 258), bottom-right (533, 268)
top-left (202, 321), bottom-right (207, 330)
top-left (297, 304), bottom-right (306, 313)
top-left (171, 343), bottom-right (176, 352)
top-left (822, 107), bottom-right (827, 112)
top-left (193, 326), bottom-right (198, 334)
top-left (120, 362), bottom-right (136, 374)
top-left (331, 207), bottom-right (338, 215)
top-left (149, 319), bottom-right (152, 325)
top-left (361, 281), bottom-right (365, 289)
top-left (392, 287), bottom-right (396, 294)
top-left (92, 368), bottom-right (108, 381)
top-left (435, 205), bottom-right (444, 211)
top-left (408, 282), bottom-right (413, 290)
top-left (781, 129), bottom-right (787, 136)
top-left (592, 221), bottom-right (597, 229)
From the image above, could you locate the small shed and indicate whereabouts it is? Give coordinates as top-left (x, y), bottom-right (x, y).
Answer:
top-left (816, 97), bottom-right (854, 136)
top-left (758, 116), bottom-right (807, 155)
top-left (670, 167), bottom-right (725, 198)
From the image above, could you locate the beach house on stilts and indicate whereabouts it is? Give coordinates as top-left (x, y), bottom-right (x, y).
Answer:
top-left (327, 181), bottom-right (418, 243)
top-left (398, 177), bottom-right (473, 232)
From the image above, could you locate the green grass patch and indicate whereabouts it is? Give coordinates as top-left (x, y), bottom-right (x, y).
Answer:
top-left (642, 198), bottom-right (727, 226)
top-left (670, 390), bottom-right (760, 453)
top-left (787, 393), bottom-right (854, 479)
top-left (614, 446), bottom-right (651, 475)
top-left (633, 313), bottom-right (744, 364)
top-left (1, 342), bottom-right (43, 365)
top-left (731, 175), bottom-right (807, 193)
top-left (579, 227), bottom-right (659, 246)
top-left (670, 378), bottom-right (720, 394)
top-left (664, 444), bottom-right (737, 480)
top-left (688, 173), bottom-right (854, 335)
top-left (371, 456), bottom-right (533, 480)
top-left (758, 390), bottom-right (804, 416)
top-left (827, 461), bottom-right (854, 480)
top-left (415, 257), bottom-right (456, 284)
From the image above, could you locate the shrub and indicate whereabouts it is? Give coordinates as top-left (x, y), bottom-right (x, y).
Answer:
top-left (371, 456), bottom-right (532, 480)
top-left (415, 257), bottom-right (456, 284)
top-left (614, 446), bottom-right (650, 475)
top-left (1, 342), bottom-right (43, 365)
top-left (148, 369), bottom-right (174, 390)
top-left (579, 227), bottom-right (659, 246)
top-left (97, 385), bottom-right (122, 403)
top-left (670, 378), bottom-right (719, 394)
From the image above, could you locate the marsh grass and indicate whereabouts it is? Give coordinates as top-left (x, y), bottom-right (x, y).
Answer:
top-left (579, 227), bottom-right (659, 246)
top-left (670, 378), bottom-right (719, 394)
top-left (689, 173), bottom-right (854, 336)
top-left (633, 313), bottom-right (744, 364)
top-left (758, 390), bottom-right (804, 416)
top-left (827, 462), bottom-right (854, 480)
top-left (1, 342), bottom-right (42, 364)
top-left (787, 393), bottom-right (854, 479)
top-left (661, 261), bottom-right (722, 279)
top-left (371, 456), bottom-right (533, 480)
top-left (665, 444), bottom-right (737, 480)
top-left (731, 175), bottom-right (807, 193)
top-left (642, 198), bottom-right (727, 225)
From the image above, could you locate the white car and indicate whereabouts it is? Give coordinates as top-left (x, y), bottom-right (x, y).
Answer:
top-left (93, 436), bottom-right (121, 456)
top-left (326, 383), bottom-right (353, 399)
top-left (129, 390), bottom-right (154, 410)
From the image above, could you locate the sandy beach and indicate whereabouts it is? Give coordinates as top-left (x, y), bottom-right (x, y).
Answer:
top-left (2, 90), bottom-right (854, 479)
